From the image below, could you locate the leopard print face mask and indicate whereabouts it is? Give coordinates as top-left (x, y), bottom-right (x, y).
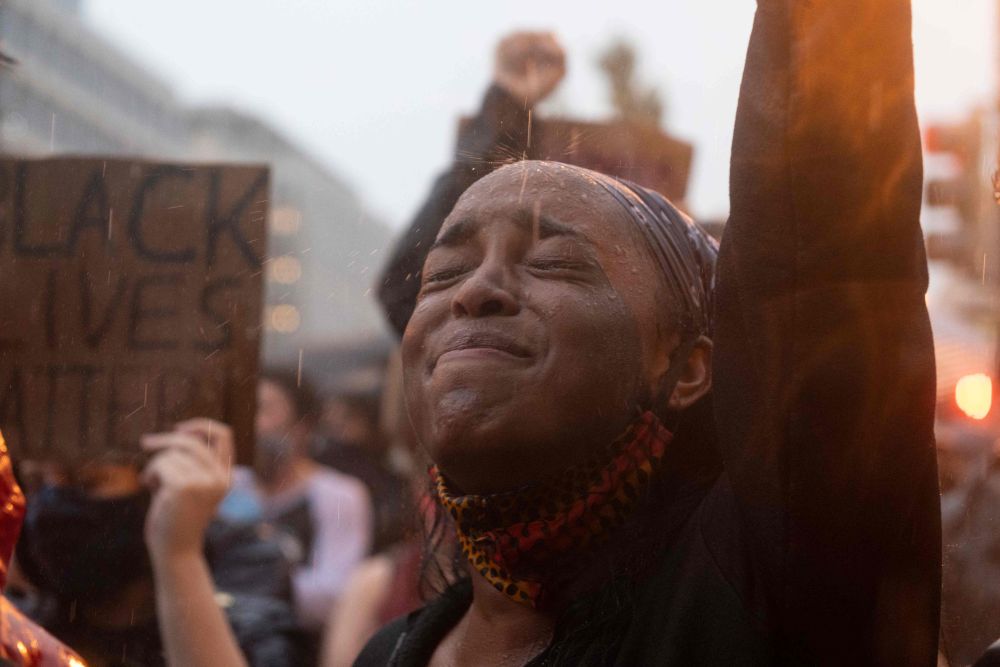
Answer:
top-left (431, 410), bottom-right (672, 609)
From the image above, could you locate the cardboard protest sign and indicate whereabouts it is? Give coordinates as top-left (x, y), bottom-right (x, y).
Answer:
top-left (0, 158), bottom-right (268, 465)
top-left (532, 119), bottom-right (693, 203)
top-left (459, 117), bottom-right (694, 204)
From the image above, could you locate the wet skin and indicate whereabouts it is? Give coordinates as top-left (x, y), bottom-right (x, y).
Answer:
top-left (402, 161), bottom-right (704, 495)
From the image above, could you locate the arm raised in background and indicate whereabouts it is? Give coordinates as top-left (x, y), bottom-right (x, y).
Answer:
top-left (711, 0), bottom-right (939, 663)
top-left (376, 32), bottom-right (564, 336)
top-left (142, 419), bottom-right (248, 667)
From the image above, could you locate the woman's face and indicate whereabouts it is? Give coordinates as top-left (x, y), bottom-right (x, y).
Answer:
top-left (402, 162), bottom-right (678, 494)
top-left (256, 379), bottom-right (297, 439)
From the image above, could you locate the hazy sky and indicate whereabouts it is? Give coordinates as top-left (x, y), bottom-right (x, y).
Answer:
top-left (86, 0), bottom-right (996, 228)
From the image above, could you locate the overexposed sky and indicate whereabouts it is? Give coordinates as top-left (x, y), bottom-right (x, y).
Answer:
top-left (86, 0), bottom-right (996, 228)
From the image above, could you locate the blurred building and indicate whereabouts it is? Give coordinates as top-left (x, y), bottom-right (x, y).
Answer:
top-left (921, 110), bottom-right (997, 273)
top-left (921, 110), bottom-right (1000, 427)
top-left (0, 0), bottom-right (391, 362)
top-left (188, 108), bottom-right (390, 362)
top-left (0, 0), bottom-right (186, 157)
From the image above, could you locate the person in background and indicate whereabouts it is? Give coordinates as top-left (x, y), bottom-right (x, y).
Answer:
top-left (314, 389), bottom-right (407, 554)
top-left (319, 497), bottom-right (425, 667)
top-left (936, 420), bottom-right (990, 495)
top-left (0, 433), bottom-right (84, 667)
top-left (136, 1), bottom-right (941, 664)
top-left (320, 391), bottom-right (382, 454)
top-left (939, 434), bottom-right (1000, 664)
top-left (320, 351), bottom-right (432, 667)
top-left (11, 420), bottom-right (299, 667)
top-left (218, 370), bottom-right (372, 634)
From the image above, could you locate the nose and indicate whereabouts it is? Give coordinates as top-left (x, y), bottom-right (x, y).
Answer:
top-left (450, 261), bottom-right (520, 318)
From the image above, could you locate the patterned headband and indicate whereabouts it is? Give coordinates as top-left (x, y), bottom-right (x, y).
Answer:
top-left (556, 163), bottom-right (718, 337)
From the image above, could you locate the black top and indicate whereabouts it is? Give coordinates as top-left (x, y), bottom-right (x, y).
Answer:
top-left (368, 1), bottom-right (940, 665)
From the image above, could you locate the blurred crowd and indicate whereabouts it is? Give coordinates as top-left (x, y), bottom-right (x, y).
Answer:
top-left (3, 349), bottom-right (427, 667)
top-left (1, 20), bottom-right (1000, 667)
top-left (0, 28), bottom-right (572, 667)
top-left (33, 353), bottom-right (1000, 665)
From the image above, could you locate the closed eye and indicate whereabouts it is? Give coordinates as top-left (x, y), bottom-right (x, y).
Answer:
top-left (423, 265), bottom-right (472, 286)
top-left (525, 258), bottom-right (590, 272)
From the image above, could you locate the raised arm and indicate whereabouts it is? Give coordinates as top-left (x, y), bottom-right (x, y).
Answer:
top-left (376, 32), bottom-right (564, 336)
top-left (711, 0), bottom-right (939, 662)
top-left (143, 420), bottom-right (248, 667)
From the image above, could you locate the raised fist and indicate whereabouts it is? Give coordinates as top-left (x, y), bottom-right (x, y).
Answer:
top-left (493, 31), bottom-right (566, 107)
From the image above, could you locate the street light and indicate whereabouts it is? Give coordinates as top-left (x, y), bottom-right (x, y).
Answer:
top-left (956, 373), bottom-right (992, 420)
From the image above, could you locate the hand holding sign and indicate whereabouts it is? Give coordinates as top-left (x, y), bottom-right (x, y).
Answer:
top-left (141, 418), bottom-right (233, 561)
top-left (140, 418), bottom-right (249, 667)
top-left (0, 158), bottom-right (267, 465)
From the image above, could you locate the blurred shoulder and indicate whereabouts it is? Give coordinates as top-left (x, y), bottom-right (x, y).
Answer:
top-left (309, 465), bottom-right (371, 504)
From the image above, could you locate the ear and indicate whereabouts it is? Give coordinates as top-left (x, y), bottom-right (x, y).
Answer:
top-left (667, 336), bottom-right (713, 411)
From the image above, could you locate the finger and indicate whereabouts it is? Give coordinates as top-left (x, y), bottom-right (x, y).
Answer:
top-left (503, 33), bottom-right (538, 62)
top-left (533, 38), bottom-right (564, 68)
top-left (173, 419), bottom-right (234, 465)
top-left (506, 32), bottom-right (531, 50)
top-left (143, 449), bottom-right (218, 491)
top-left (141, 433), bottom-right (224, 473)
top-left (144, 447), bottom-right (208, 480)
top-left (174, 418), bottom-right (231, 443)
top-left (141, 450), bottom-right (191, 490)
top-left (539, 32), bottom-right (561, 51)
top-left (496, 33), bottom-right (520, 60)
top-left (142, 430), bottom-right (225, 462)
top-left (141, 431), bottom-right (206, 452)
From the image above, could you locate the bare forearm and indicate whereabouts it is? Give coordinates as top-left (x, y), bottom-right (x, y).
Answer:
top-left (153, 551), bottom-right (248, 667)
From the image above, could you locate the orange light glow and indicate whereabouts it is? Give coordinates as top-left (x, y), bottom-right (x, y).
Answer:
top-left (956, 373), bottom-right (992, 420)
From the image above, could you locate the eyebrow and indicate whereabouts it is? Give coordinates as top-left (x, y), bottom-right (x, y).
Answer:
top-left (431, 210), bottom-right (589, 250)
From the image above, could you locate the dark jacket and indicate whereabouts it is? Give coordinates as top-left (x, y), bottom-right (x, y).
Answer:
top-left (15, 519), bottom-right (303, 667)
top-left (368, 1), bottom-right (940, 665)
